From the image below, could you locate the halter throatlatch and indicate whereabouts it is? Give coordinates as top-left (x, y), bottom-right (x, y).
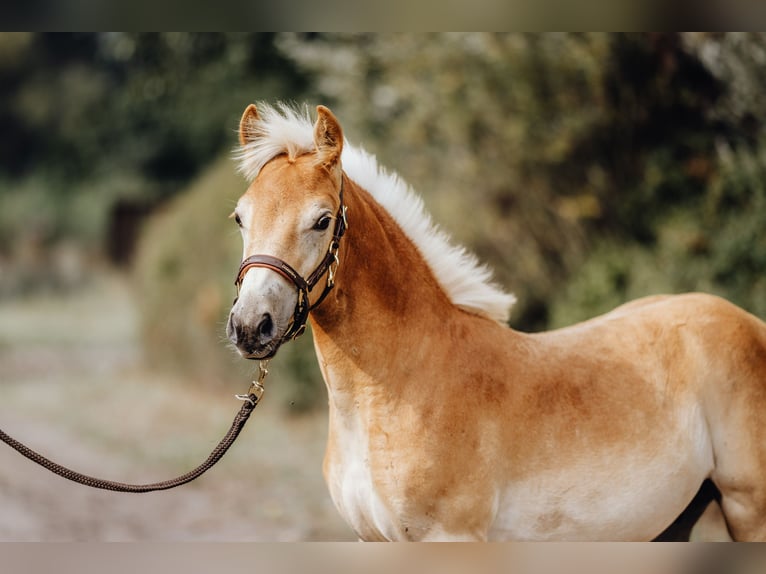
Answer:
top-left (233, 179), bottom-right (347, 347)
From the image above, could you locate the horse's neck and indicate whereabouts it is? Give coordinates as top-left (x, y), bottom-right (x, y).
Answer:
top-left (309, 179), bottom-right (455, 403)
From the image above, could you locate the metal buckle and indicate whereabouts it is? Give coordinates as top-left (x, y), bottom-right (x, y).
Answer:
top-left (327, 252), bottom-right (340, 287)
top-left (235, 360), bottom-right (269, 405)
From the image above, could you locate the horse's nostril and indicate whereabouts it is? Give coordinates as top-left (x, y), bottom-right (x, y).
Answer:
top-left (257, 314), bottom-right (274, 338)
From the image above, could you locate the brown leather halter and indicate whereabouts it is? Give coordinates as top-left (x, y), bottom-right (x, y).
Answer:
top-left (233, 178), bottom-right (347, 346)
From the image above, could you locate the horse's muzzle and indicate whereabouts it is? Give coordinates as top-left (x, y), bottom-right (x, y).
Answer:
top-left (226, 311), bottom-right (282, 360)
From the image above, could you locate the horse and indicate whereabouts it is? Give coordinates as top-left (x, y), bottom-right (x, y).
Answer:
top-left (225, 102), bottom-right (766, 541)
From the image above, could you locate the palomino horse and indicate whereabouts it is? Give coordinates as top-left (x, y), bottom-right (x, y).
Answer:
top-left (226, 102), bottom-right (766, 541)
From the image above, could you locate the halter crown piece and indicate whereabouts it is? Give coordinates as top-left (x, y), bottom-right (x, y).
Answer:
top-left (233, 178), bottom-right (347, 350)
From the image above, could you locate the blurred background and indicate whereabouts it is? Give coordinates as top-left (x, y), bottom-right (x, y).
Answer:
top-left (1, 32), bottom-right (765, 540)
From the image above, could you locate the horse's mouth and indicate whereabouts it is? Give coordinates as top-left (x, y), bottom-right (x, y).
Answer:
top-left (236, 336), bottom-right (283, 361)
top-left (240, 344), bottom-right (280, 361)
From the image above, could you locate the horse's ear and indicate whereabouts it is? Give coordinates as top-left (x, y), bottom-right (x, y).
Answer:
top-left (314, 105), bottom-right (343, 172)
top-left (239, 104), bottom-right (260, 147)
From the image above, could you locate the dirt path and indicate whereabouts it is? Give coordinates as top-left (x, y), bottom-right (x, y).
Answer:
top-left (0, 276), bottom-right (353, 541)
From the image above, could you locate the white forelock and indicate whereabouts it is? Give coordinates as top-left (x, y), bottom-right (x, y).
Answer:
top-left (235, 102), bottom-right (516, 323)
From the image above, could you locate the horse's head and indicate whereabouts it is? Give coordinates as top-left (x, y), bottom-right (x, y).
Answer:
top-left (227, 104), bottom-right (346, 360)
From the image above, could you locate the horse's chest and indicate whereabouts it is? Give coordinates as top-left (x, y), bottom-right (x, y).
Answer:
top-left (324, 422), bottom-right (400, 541)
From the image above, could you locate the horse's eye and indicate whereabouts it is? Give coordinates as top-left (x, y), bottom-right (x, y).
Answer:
top-left (313, 216), bottom-right (332, 231)
top-left (234, 213), bottom-right (242, 227)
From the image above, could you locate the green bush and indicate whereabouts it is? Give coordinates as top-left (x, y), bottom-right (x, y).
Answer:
top-left (549, 137), bottom-right (766, 326)
top-left (133, 157), bottom-right (241, 384)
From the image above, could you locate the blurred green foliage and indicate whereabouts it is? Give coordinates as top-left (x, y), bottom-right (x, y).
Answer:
top-left (0, 33), bottom-right (305, 294)
top-left (5, 33), bottom-right (766, 412)
top-left (279, 33), bottom-right (766, 329)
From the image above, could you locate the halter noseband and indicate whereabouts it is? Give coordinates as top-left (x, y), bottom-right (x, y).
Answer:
top-left (233, 179), bottom-right (347, 346)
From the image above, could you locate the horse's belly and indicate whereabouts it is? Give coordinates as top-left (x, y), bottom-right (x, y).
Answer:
top-left (489, 448), bottom-right (712, 541)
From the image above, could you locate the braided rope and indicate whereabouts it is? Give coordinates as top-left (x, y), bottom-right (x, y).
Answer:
top-left (0, 393), bottom-right (259, 493)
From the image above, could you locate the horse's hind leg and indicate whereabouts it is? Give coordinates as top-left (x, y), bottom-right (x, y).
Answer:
top-left (708, 381), bottom-right (766, 539)
top-left (710, 397), bottom-right (766, 540)
top-left (703, 306), bottom-right (766, 541)
top-left (654, 480), bottom-right (731, 541)
top-left (690, 497), bottom-right (731, 541)
top-left (712, 482), bottom-right (766, 541)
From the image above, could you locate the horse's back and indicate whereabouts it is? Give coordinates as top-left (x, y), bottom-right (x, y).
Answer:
top-left (544, 292), bottom-right (765, 355)
top-left (560, 291), bottom-right (760, 325)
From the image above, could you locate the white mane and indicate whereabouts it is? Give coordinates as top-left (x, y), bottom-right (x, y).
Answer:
top-left (235, 103), bottom-right (515, 323)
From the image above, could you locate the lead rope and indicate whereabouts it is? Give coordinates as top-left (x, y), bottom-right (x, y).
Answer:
top-left (0, 361), bottom-right (269, 493)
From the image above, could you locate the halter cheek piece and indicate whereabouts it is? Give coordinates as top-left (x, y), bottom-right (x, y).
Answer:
top-left (233, 179), bottom-right (347, 348)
